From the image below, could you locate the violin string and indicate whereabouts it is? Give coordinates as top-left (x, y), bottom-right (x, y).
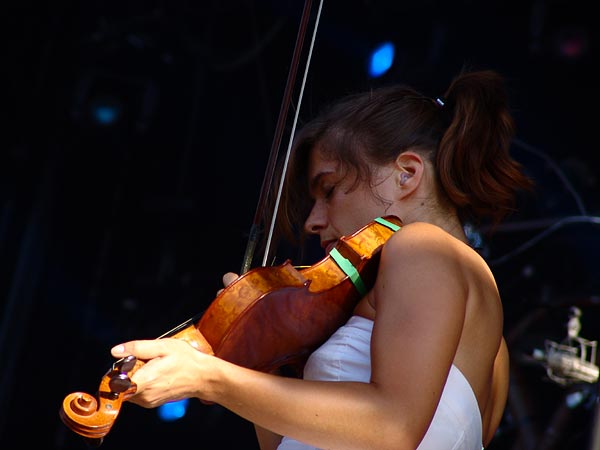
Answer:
top-left (262, 0), bottom-right (324, 267)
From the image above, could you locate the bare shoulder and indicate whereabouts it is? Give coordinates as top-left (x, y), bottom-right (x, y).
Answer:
top-left (373, 222), bottom-right (473, 312)
top-left (375, 221), bottom-right (496, 308)
top-left (383, 221), bottom-right (473, 263)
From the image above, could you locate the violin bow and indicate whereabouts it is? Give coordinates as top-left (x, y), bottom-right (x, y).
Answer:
top-left (240, 0), bottom-right (324, 274)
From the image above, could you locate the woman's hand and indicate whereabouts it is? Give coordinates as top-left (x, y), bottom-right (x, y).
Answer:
top-left (110, 272), bottom-right (241, 408)
top-left (111, 338), bottom-right (222, 407)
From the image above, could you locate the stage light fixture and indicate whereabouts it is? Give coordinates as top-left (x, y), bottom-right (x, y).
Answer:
top-left (157, 398), bottom-right (189, 422)
top-left (368, 41), bottom-right (395, 78)
top-left (90, 95), bottom-right (122, 126)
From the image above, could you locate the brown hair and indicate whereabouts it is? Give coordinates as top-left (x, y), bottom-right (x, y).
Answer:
top-left (276, 69), bottom-right (533, 242)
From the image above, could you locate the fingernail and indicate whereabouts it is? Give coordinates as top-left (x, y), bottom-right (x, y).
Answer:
top-left (112, 344), bottom-right (125, 354)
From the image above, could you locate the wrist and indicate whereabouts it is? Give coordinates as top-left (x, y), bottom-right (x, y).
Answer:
top-left (192, 353), bottom-right (232, 404)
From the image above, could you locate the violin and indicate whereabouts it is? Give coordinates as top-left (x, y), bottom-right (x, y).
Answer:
top-left (59, 215), bottom-right (402, 444)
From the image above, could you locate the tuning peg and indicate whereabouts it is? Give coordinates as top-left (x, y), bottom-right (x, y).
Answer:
top-left (113, 355), bottom-right (137, 373)
top-left (108, 372), bottom-right (132, 393)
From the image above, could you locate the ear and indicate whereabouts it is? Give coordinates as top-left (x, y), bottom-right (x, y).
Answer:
top-left (393, 151), bottom-right (424, 199)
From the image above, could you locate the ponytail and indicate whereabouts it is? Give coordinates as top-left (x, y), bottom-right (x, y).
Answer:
top-left (436, 70), bottom-right (533, 226)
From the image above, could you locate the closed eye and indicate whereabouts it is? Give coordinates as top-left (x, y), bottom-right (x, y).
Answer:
top-left (324, 185), bottom-right (335, 200)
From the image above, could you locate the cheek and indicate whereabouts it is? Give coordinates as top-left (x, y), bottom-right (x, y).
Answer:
top-left (372, 176), bottom-right (397, 203)
top-left (331, 192), bottom-right (379, 233)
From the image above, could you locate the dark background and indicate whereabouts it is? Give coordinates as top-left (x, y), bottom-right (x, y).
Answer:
top-left (2, 0), bottom-right (600, 449)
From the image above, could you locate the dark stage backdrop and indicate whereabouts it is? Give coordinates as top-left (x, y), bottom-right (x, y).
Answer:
top-left (2, 1), bottom-right (599, 449)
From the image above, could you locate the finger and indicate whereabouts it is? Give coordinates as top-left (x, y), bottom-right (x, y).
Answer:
top-left (222, 272), bottom-right (239, 287)
top-left (111, 339), bottom-right (167, 360)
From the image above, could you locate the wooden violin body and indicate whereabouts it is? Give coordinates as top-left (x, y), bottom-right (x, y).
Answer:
top-left (59, 215), bottom-right (402, 443)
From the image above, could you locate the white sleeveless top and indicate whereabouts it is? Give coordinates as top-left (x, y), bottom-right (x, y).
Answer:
top-left (277, 315), bottom-right (483, 450)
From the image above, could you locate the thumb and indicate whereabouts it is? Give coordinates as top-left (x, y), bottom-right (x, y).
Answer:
top-left (222, 272), bottom-right (239, 287)
top-left (217, 272), bottom-right (240, 296)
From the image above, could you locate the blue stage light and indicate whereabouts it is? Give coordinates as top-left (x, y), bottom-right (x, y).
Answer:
top-left (90, 96), bottom-right (122, 126)
top-left (368, 42), bottom-right (395, 78)
top-left (157, 398), bottom-right (189, 422)
top-left (93, 105), bottom-right (119, 125)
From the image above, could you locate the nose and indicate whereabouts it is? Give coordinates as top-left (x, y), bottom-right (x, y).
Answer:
top-left (304, 200), bottom-right (327, 235)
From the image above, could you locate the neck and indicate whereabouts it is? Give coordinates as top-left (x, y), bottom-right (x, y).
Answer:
top-left (392, 199), bottom-right (468, 244)
top-left (436, 215), bottom-right (468, 243)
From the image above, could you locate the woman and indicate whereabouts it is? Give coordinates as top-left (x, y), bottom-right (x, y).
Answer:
top-left (111, 69), bottom-right (532, 449)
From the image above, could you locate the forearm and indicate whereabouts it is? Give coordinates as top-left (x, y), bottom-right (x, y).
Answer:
top-left (205, 360), bottom-right (416, 450)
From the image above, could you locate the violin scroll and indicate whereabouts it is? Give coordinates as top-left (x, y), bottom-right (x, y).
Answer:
top-left (59, 355), bottom-right (140, 442)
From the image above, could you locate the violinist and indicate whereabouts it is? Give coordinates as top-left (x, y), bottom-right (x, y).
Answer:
top-left (110, 69), bottom-right (533, 450)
